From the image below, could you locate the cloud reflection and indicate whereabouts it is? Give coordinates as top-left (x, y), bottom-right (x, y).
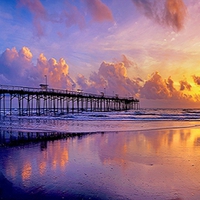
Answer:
top-left (1, 127), bottom-right (200, 199)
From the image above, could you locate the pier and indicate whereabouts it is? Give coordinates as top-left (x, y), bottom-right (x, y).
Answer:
top-left (0, 84), bottom-right (139, 116)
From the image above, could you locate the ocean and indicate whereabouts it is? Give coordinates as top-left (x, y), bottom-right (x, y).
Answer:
top-left (0, 108), bottom-right (200, 199)
top-left (1, 108), bottom-right (200, 134)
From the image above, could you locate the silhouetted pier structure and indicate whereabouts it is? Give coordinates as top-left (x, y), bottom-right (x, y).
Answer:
top-left (0, 85), bottom-right (139, 116)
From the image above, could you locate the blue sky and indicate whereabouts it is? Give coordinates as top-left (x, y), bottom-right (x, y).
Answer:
top-left (1, 0), bottom-right (200, 108)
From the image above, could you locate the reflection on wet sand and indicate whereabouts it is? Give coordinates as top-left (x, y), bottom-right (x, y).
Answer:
top-left (0, 126), bottom-right (200, 199)
top-left (97, 128), bottom-right (200, 199)
top-left (21, 162), bottom-right (32, 181)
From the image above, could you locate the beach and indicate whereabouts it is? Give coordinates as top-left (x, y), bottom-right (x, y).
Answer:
top-left (2, 0), bottom-right (200, 199)
top-left (0, 109), bottom-right (200, 199)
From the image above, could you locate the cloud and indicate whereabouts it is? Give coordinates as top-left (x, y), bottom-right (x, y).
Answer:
top-left (60, 4), bottom-right (85, 29)
top-left (140, 72), bottom-right (193, 101)
top-left (18, 0), bottom-right (47, 36)
top-left (193, 75), bottom-right (200, 85)
top-left (121, 54), bottom-right (138, 69)
top-left (77, 74), bottom-right (89, 89)
top-left (17, 0), bottom-right (113, 37)
top-left (132, 0), bottom-right (187, 31)
top-left (18, 0), bottom-right (46, 17)
top-left (37, 53), bottom-right (75, 89)
top-left (0, 47), bottom-right (75, 88)
top-left (19, 46), bottom-right (33, 61)
top-left (84, 0), bottom-right (113, 22)
top-left (140, 72), bottom-right (171, 99)
top-left (132, 0), bottom-right (155, 18)
top-left (179, 80), bottom-right (192, 91)
top-left (77, 59), bottom-right (196, 103)
top-left (77, 60), bottom-right (141, 97)
top-left (165, 0), bottom-right (187, 31)
top-left (0, 47), bottom-right (199, 107)
top-left (0, 47), bottom-right (34, 82)
top-left (165, 76), bottom-right (175, 92)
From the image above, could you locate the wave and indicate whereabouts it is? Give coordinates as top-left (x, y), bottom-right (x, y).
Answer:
top-left (1, 108), bottom-right (200, 135)
top-left (58, 109), bottom-right (200, 121)
top-left (2, 108), bottom-right (200, 121)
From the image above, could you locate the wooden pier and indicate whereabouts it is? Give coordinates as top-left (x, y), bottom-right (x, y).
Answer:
top-left (0, 85), bottom-right (139, 116)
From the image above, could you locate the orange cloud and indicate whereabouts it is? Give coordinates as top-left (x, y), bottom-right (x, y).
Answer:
top-left (179, 80), bottom-right (192, 91)
top-left (37, 53), bottom-right (74, 89)
top-left (193, 75), bottom-right (200, 85)
top-left (165, 76), bottom-right (175, 92)
top-left (19, 46), bottom-right (33, 61)
top-left (141, 72), bottom-right (193, 101)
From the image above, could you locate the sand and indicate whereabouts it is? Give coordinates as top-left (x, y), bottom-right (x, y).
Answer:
top-left (0, 121), bottom-right (200, 199)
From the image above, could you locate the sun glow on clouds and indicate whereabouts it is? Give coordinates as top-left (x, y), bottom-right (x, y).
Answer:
top-left (1, 46), bottom-right (200, 108)
top-left (1, 0), bottom-right (200, 107)
top-left (0, 47), bottom-right (74, 89)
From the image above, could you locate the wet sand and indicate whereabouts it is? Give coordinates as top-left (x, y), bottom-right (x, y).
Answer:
top-left (0, 122), bottom-right (200, 199)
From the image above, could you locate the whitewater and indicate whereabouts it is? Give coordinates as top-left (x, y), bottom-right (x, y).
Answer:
top-left (1, 108), bottom-right (200, 134)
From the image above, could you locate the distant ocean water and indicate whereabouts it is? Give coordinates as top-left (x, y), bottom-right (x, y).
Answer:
top-left (3, 107), bottom-right (200, 120)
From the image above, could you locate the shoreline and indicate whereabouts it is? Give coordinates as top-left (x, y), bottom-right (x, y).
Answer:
top-left (1, 121), bottom-right (200, 199)
top-left (1, 117), bottom-right (200, 132)
top-left (1, 120), bottom-right (200, 147)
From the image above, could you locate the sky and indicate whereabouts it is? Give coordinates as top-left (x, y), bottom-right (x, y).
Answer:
top-left (1, 0), bottom-right (200, 108)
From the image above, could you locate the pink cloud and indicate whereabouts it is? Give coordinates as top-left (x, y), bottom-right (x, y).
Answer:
top-left (0, 47), bottom-right (33, 70)
top-left (17, 0), bottom-right (113, 37)
top-left (60, 3), bottom-right (85, 29)
top-left (18, 0), bottom-right (46, 16)
top-left (0, 47), bottom-right (75, 88)
top-left (121, 54), bottom-right (138, 69)
top-left (141, 72), bottom-right (171, 99)
top-left (165, 0), bottom-right (187, 31)
top-left (84, 0), bottom-right (113, 22)
top-left (77, 60), bottom-right (141, 97)
top-left (132, 0), bottom-right (187, 31)
top-left (18, 0), bottom-right (47, 36)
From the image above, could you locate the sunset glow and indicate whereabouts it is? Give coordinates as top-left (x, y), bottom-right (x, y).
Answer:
top-left (1, 0), bottom-right (200, 108)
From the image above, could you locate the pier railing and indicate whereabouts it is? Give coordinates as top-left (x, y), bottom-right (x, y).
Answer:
top-left (0, 84), bottom-right (139, 100)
